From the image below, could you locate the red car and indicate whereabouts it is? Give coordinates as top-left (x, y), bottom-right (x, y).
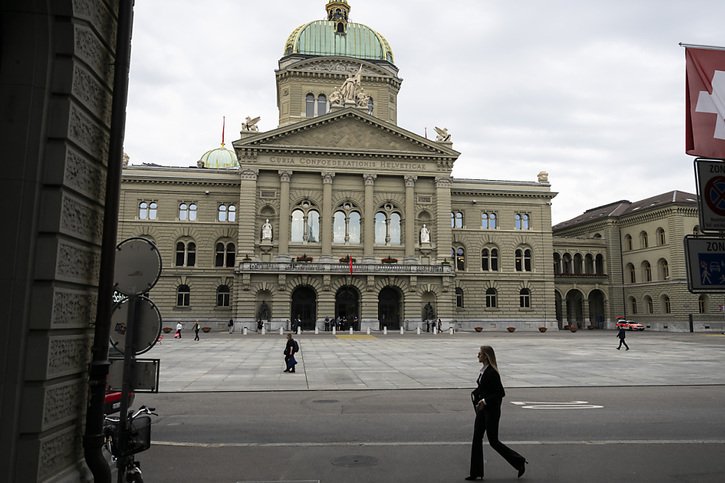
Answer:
top-left (616, 319), bottom-right (645, 331)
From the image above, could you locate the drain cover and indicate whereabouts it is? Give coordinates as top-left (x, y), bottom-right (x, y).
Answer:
top-left (331, 455), bottom-right (379, 468)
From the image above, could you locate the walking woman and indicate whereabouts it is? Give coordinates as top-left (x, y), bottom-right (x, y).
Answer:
top-left (466, 345), bottom-right (527, 480)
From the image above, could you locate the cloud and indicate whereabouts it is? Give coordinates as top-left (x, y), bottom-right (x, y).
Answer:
top-left (124, 0), bottom-right (721, 223)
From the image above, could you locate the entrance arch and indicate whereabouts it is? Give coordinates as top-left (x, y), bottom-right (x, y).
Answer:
top-left (378, 286), bottom-right (402, 330)
top-left (335, 285), bottom-right (360, 330)
top-left (588, 289), bottom-right (606, 329)
top-left (291, 286), bottom-right (317, 330)
top-left (565, 289), bottom-right (584, 329)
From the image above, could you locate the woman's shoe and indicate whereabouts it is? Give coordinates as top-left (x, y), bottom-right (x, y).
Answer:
top-left (517, 459), bottom-right (529, 478)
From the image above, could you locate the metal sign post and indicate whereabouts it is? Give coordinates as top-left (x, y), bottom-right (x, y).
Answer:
top-left (111, 238), bottom-right (162, 483)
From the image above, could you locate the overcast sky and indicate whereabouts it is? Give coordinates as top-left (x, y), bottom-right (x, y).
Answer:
top-left (124, 0), bottom-right (725, 224)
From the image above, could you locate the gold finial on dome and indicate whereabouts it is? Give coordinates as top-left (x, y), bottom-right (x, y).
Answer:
top-left (326, 0), bottom-right (350, 33)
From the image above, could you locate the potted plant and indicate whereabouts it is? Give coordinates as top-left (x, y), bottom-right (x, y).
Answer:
top-left (474, 327), bottom-right (483, 333)
top-left (162, 326), bottom-right (172, 334)
top-left (538, 327), bottom-right (547, 333)
top-left (569, 324), bottom-right (578, 333)
top-left (506, 326), bottom-right (516, 333)
top-left (339, 255), bottom-right (356, 263)
top-left (381, 256), bottom-right (398, 264)
top-left (296, 254), bottom-right (312, 262)
top-left (202, 326), bottom-right (211, 333)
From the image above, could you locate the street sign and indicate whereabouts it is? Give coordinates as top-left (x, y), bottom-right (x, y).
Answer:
top-left (695, 158), bottom-right (725, 232)
top-left (108, 358), bottom-right (160, 392)
top-left (110, 296), bottom-right (162, 355)
top-left (684, 235), bottom-right (725, 292)
top-left (114, 237), bottom-right (162, 296)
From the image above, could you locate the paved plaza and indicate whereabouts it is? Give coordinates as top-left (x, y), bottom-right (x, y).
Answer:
top-left (146, 330), bottom-right (725, 392)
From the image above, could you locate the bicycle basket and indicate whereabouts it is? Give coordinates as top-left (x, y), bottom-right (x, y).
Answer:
top-left (125, 415), bottom-right (151, 455)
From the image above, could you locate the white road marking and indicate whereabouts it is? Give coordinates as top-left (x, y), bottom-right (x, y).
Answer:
top-left (511, 400), bottom-right (603, 409)
top-left (154, 439), bottom-right (725, 448)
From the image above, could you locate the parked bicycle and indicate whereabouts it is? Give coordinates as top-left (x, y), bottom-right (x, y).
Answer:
top-left (103, 405), bottom-right (157, 483)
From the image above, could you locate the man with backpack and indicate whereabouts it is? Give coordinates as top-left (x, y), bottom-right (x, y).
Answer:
top-left (283, 333), bottom-right (299, 373)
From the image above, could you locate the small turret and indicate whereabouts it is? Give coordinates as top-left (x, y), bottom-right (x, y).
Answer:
top-left (326, 0), bottom-right (350, 34)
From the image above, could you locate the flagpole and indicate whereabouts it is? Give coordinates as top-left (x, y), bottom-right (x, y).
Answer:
top-left (679, 42), bottom-right (725, 51)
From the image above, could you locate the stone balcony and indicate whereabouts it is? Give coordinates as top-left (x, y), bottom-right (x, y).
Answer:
top-left (237, 261), bottom-right (453, 276)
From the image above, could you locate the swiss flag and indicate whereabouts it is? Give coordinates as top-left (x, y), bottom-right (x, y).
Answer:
top-left (685, 46), bottom-right (725, 159)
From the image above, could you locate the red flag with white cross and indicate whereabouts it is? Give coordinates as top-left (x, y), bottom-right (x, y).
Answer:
top-left (685, 45), bottom-right (725, 159)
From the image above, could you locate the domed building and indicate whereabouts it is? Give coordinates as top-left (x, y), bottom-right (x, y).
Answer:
top-left (119, 1), bottom-right (559, 333)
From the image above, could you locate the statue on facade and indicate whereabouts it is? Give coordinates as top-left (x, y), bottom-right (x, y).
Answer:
top-left (340, 65), bottom-right (363, 103)
top-left (420, 224), bottom-right (431, 243)
top-left (261, 219), bottom-right (273, 241)
top-left (356, 88), bottom-right (370, 108)
top-left (329, 87), bottom-right (343, 106)
top-left (434, 127), bottom-right (451, 142)
top-left (242, 115), bottom-right (260, 132)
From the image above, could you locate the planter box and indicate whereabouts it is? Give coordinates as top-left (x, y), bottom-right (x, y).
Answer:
top-left (538, 327), bottom-right (547, 333)
top-left (474, 327), bottom-right (483, 333)
top-left (162, 327), bottom-right (172, 333)
top-left (202, 327), bottom-right (211, 333)
top-left (506, 327), bottom-right (516, 333)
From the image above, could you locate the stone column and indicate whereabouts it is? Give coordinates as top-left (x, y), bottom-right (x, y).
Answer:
top-left (435, 176), bottom-right (452, 262)
top-left (404, 176), bottom-right (417, 259)
top-left (321, 172), bottom-right (335, 256)
top-left (363, 174), bottom-right (377, 259)
top-left (278, 170), bottom-right (292, 255)
top-left (239, 168), bottom-right (259, 258)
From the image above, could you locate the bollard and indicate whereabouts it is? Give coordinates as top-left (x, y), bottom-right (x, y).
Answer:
top-left (383, 326), bottom-right (388, 335)
top-left (366, 327), bottom-right (371, 335)
top-left (417, 327), bottom-right (421, 335)
top-left (332, 327), bottom-right (336, 335)
top-left (315, 327), bottom-right (319, 335)
top-left (280, 327), bottom-right (284, 335)
top-left (433, 326), bottom-right (437, 335)
top-left (349, 327), bottom-right (353, 335)
top-left (297, 326), bottom-right (301, 335)
top-left (261, 327), bottom-right (266, 335)
top-left (243, 327), bottom-right (248, 336)
top-left (400, 327), bottom-right (404, 335)
top-left (449, 327), bottom-right (454, 335)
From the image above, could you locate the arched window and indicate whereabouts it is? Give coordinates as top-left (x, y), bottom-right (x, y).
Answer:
top-left (481, 212), bottom-right (497, 229)
top-left (630, 296), bottom-right (638, 315)
top-left (138, 201), bottom-right (157, 220)
top-left (451, 211), bottom-right (464, 228)
top-left (455, 287), bottom-right (464, 308)
top-left (573, 253), bottom-right (583, 274)
top-left (317, 94), bottom-right (327, 116)
top-left (584, 254), bottom-right (594, 274)
top-left (176, 284), bottom-right (190, 307)
top-left (519, 288), bottom-right (531, 308)
top-left (626, 263), bottom-right (636, 283)
top-left (228, 204), bottom-right (236, 222)
top-left (306, 93), bottom-right (315, 117)
top-left (485, 288), bottom-right (497, 308)
top-left (374, 204), bottom-right (401, 245)
top-left (640, 231), bottom-right (648, 249)
top-left (553, 253), bottom-right (561, 275)
top-left (657, 227), bottom-right (666, 246)
top-left (332, 206), bottom-right (362, 244)
top-left (452, 246), bottom-right (465, 271)
top-left (515, 248), bottom-right (532, 272)
top-left (662, 295), bottom-right (671, 314)
top-left (624, 234), bottom-right (633, 251)
top-left (178, 202), bottom-right (197, 221)
top-left (515, 213), bottom-right (530, 230)
top-left (645, 295), bottom-right (653, 314)
top-left (562, 253), bottom-right (572, 274)
top-left (699, 295), bottom-right (708, 314)
top-left (481, 247), bottom-right (499, 271)
top-left (595, 254), bottom-right (605, 275)
top-left (216, 285), bottom-right (230, 307)
top-left (642, 261), bottom-right (652, 282)
top-left (658, 258), bottom-right (669, 280)
top-left (175, 240), bottom-right (196, 267)
top-left (290, 202), bottom-right (320, 243)
top-left (215, 242), bottom-right (235, 267)
top-left (218, 204), bottom-right (228, 222)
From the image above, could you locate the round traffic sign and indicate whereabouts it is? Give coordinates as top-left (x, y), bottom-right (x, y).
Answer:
top-left (704, 176), bottom-right (725, 217)
top-left (114, 237), bottom-right (162, 296)
top-left (110, 296), bottom-right (162, 355)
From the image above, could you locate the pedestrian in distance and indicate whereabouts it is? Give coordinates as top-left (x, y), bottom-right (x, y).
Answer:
top-left (174, 322), bottom-right (183, 339)
top-left (228, 318), bottom-right (234, 334)
top-left (466, 345), bottom-right (527, 480)
top-left (193, 321), bottom-right (200, 341)
top-left (617, 326), bottom-right (630, 350)
top-left (283, 333), bottom-right (299, 373)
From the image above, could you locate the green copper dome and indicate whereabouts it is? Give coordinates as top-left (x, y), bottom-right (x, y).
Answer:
top-left (284, 1), bottom-right (394, 63)
top-left (199, 144), bottom-right (238, 169)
